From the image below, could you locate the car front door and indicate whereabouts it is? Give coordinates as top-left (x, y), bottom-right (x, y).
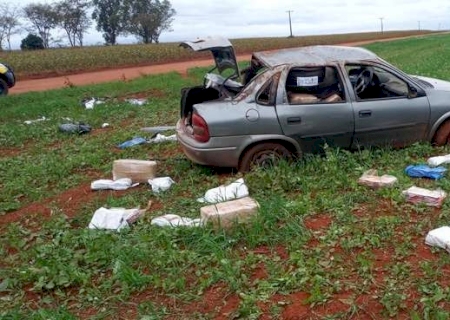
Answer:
top-left (275, 65), bottom-right (354, 153)
top-left (346, 64), bottom-right (430, 148)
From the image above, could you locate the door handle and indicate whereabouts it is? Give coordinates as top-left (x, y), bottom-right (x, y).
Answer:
top-left (359, 110), bottom-right (372, 118)
top-left (287, 117), bottom-right (302, 124)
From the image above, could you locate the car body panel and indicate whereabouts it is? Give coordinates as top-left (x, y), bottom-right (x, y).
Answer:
top-left (176, 38), bottom-right (450, 169)
top-left (414, 76), bottom-right (450, 91)
top-left (254, 45), bottom-right (378, 68)
top-left (351, 96), bottom-right (430, 148)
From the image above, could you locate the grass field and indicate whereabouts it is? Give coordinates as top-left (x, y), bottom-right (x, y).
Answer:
top-left (2, 33), bottom-right (450, 319)
top-left (0, 30), bottom-right (435, 81)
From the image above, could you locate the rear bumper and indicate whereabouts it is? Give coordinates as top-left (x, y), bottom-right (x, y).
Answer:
top-left (176, 120), bottom-right (239, 168)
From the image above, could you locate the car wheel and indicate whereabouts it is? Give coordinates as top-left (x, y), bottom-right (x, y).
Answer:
top-left (433, 121), bottom-right (450, 146)
top-left (0, 79), bottom-right (8, 96)
top-left (239, 142), bottom-right (292, 172)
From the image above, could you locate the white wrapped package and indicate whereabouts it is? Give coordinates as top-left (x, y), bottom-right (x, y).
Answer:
top-left (88, 208), bottom-right (139, 230)
top-left (428, 155), bottom-right (450, 167)
top-left (151, 214), bottom-right (202, 228)
top-left (197, 178), bottom-right (249, 203)
top-left (149, 133), bottom-right (177, 143)
top-left (148, 177), bottom-right (175, 193)
top-left (425, 226), bottom-right (450, 253)
top-left (89, 201), bottom-right (152, 230)
top-left (91, 178), bottom-right (138, 190)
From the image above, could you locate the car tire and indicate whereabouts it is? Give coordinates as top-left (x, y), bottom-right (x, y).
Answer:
top-left (433, 121), bottom-right (450, 146)
top-left (0, 79), bottom-right (8, 96)
top-left (239, 142), bottom-right (292, 172)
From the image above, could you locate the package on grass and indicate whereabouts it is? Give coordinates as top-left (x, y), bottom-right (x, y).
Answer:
top-left (402, 186), bottom-right (447, 208)
top-left (197, 178), bottom-right (249, 203)
top-left (89, 201), bottom-right (152, 231)
top-left (112, 159), bottom-right (157, 183)
top-left (358, 169), bottom-right (397, 188)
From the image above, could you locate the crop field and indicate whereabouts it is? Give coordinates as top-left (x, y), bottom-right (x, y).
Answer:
top-left (2, 33), bottom-right (450, 319)
top-left (0, 30), bottom-right (435, 81)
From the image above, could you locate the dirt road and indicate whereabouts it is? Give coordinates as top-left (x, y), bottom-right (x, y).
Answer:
top-left (9, 36), bottom-right (418, 95)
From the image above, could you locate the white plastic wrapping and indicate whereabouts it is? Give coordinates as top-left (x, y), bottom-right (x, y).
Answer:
top-left (88, 208), bottom-right (139, 230)
top-left (151, 214), bottom-right (202, 227)
top-left (425, 226), bottom-right (450, 253)
top-left (149, 133), bottom-right (177, 143)
top-left (428, 154), bottom-right (450, 167)
top-left (148, 177), bottom-right (175, 193)
top-left (91, 178), bottom-right (138, 191)
top-left (197, 178), bottom-right (249, 203)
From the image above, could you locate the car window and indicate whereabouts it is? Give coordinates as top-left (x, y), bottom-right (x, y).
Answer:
top-left (284, 66), bottom-right (345, 105)
top-left (345, 64), bottom-right (409, 100)
top-left (256, 73), bottom-right (280, 106)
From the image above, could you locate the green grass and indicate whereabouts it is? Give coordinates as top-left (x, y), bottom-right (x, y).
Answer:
top-left (0, 30), bottom-right (435, 80)
top-left (2, 33), bottom-right (450, 319)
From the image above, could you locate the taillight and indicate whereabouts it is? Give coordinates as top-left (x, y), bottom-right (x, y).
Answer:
top-left (192, 112), bottom-right (210, 142)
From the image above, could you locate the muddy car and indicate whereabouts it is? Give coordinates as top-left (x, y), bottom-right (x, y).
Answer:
top-left (0, 62), bottom-right (15, 95)
top-left (176, 36), bottom-right (450, 171)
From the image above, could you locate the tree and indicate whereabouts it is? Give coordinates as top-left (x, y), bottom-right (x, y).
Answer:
top-left (92, 0), bottom-right (129, 45)
top-left (0, 3), bottom-right (21, 51)
top-left (54, 0), bottom-right (91, 47)
top-left (127, 0), bottom-right (175, 44)
top-left (20, 33), bottom-right (44, 50)
top-left (23, 3), bottom-right (59, 48)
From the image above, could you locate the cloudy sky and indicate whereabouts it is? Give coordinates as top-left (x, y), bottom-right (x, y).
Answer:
top-left (6, 0), bottom-right (449, 49)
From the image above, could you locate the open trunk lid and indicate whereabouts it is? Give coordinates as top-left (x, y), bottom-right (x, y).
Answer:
top-left (180, 36), bottom-right (240, 79)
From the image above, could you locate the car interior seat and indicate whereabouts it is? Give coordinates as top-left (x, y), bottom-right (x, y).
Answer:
top-left (286, 67), bottom-right (343, 104)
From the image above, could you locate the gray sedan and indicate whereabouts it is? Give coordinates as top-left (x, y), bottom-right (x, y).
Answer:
top-left (177, 36), bottom-right (450, 171)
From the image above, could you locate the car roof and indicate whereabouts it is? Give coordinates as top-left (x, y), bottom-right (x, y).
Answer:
top-left (253, 45), bottom-right (379, 67)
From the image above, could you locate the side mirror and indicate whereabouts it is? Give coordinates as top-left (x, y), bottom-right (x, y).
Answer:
top-left (408, 85), bottom-right (418, 99)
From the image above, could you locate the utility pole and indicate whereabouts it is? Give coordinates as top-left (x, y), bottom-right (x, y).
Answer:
top-left (418, 20), bottom-right (421, 31)
top-left (379, 17), bottom-right (384, 34)
top-left (287, 10), bottom-right (294, 38)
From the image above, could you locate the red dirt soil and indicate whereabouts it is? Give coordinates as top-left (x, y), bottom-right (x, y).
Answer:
top-left (10, 36), bottom-right (423, 95)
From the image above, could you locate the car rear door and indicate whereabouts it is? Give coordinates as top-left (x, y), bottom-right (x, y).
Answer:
top-left (274, 66), bottom-right (354, 153)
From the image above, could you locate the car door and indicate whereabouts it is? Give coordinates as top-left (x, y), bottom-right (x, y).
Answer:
top-left (346, 64), bottom-right (430, 148)
top-left (275, 65), bottom-right (354, 153)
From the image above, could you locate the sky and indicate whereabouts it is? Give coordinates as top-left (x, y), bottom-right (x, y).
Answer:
top-left (5, 0), bottom-right (450, 49)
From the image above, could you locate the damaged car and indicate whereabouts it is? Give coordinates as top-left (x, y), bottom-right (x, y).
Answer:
top-left (0, 62), bottom-right (15, 95)
top-left (177, 36), bottom-right (450, 172)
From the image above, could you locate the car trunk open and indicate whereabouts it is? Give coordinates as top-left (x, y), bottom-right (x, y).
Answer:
top-left (179, 36), bottom-right (243, 134)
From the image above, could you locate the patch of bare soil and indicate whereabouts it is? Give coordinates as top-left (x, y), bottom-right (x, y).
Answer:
top-left (0, 179), bottom-right (138, 229)
top-left (303, 213), bottom-right (332, 231)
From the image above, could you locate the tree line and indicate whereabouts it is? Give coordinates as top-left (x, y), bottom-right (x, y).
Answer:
top-left (0, 0), bottom-right (176, 50)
